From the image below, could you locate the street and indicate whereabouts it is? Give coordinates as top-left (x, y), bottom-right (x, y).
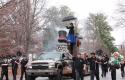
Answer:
top-left (13, 69), bottom-right (124, 80)
top-left (35, 70), bottom-right (124, 80)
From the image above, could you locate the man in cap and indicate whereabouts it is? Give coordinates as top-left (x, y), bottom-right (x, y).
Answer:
top-left (101, 55), bottom-right (107, 77)
top-left (67, 50), bottom-right (86, 80)
top-left (10, 55), bottom-right (19, 80)
top-left (20, 55), bottom-right (28, 80)
top-left (104, 54), bottom-right (109, 73)
top-left (86, 52), bottom-right (101, 80)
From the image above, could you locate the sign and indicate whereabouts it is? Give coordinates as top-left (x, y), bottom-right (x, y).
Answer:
top-left (56, 43), bottom-right (67, 52)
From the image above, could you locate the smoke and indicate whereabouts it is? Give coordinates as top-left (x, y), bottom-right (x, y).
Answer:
top-left (43, 27), bottom-right (69, 52)
top-left (55, 27), bottom-right (68, 32)
top-left (44, 40), bottom-right (57, 52)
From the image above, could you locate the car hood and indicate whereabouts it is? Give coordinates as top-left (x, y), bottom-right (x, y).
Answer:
top-left (31, 60), bottom-right (56, 64)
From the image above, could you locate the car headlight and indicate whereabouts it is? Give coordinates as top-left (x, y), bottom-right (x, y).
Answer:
top-left (27, 64), bottom-right (32, 69)
top-left (49, 63), bottom-right (55, 68)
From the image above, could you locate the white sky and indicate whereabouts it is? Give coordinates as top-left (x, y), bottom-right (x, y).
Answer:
top-left (48, 0), bottom-right (125, 45)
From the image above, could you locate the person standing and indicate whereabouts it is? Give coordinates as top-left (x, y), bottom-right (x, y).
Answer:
top-left (66, 23), bottom-right (76, 54)
top-left (10, 55), bottom-right (19, 80)
top-left (104, 54), bottom-right (109, 73)
top-left (0, 58), bottom-right (9, 80)
top-left (86, 52), bottom-right (101, 80)
top-left (109, 62), bottom-right (119, 80)
top-left (119, 60), bottom-right (125, 77)
top-left (67, 50), bottom-right (86, 80)
top-left (101, 56), bottom-right (107, 77)
top-left (20, 55), bottom-right (28, 80)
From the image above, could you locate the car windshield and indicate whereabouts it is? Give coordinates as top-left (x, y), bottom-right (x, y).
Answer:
top-left (35, 53), bottom-right (61, 60)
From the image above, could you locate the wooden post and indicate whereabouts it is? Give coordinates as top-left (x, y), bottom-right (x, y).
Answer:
top-left (73, 19), bottom-right (79, 55)
top-left (73, 38), bottom-right (78, 55)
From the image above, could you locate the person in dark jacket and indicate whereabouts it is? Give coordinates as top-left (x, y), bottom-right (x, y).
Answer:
top-left (101, 56), bottom-right (107, 77)
top-left (0, 58), bottom-right (9, 80)
top-left (66, 23), bottom-right (76, 54)
top-left (20, 55), bottom-right (28, 80)
top-left (67, 50), bottom-right (86, 80)
top-left (109, 62), bottom-right (119, 80)
top-left (120, 60), bottom-right (125, 77)
top-left (66, 23), bottom-right (76, 43)
top-left (86, 52), bottom-right (101, 80)
top-left (10, 55), bottom-right (19, 80)
top-left (104, 54), bottom-right (109, 73)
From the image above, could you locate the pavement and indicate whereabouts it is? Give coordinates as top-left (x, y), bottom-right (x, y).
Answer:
top-left (2, 69), bottom-right (125, 80)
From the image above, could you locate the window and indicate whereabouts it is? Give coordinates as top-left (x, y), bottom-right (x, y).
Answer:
top-left (36, 53), bottom-right (61, 60)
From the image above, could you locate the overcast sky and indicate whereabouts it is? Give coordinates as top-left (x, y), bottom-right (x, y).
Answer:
top-left (48, 0), bottom-right (125, 45)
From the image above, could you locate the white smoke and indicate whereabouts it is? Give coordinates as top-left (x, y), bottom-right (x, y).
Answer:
top-left (55, 27), bottom-right (69, 33)
top-left (44, 27), bottom-right (69, 52)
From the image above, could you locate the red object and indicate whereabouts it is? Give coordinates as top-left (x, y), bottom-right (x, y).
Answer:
top-left (77, 40), bottom-right (81, 47)
top-left (124, 60), bottom-right (125, 64)
top-left (59, 36), bottom-right (66, 40)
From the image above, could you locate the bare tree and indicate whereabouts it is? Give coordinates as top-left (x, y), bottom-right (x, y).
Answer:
top-left (116, 0), bottom-right (125, 27)
top-left (10, 0), bottom-right (47, 55)
top-left (0, 0), bottom-right (47, 55)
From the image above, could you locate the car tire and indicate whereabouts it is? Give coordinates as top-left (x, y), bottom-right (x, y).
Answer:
top-left (27, 75), bottom-right (36, 80)
top-left (55, 69), bottom-right (62, 80)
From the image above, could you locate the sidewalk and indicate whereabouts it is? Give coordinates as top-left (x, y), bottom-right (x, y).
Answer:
top-left (2, 75), bottom-right (23, 80)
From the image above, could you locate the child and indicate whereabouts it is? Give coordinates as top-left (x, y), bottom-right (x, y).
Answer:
top-left (120, 60), bottom-right (125, 77)
top-left (109, 62), bottom-right (119, 80)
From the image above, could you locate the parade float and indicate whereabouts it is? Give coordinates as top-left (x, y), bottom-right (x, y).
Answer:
top-left (110, 52), bottom-right (123, 64)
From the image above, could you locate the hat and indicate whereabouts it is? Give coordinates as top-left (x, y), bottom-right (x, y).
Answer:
top-left (70, 23), bottom-right (73, 25)
top-left (77, 53), bottom-right (81, 55)
top-left (22, 55), bottom-right (26, 57)
top-left (12, 55), bottom-right (16, 57)
top-left (90, 52), bottom-right (95, 55)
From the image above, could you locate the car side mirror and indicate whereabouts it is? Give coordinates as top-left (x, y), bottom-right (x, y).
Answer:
top-left (62, 54), bottom-right (65, 58)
